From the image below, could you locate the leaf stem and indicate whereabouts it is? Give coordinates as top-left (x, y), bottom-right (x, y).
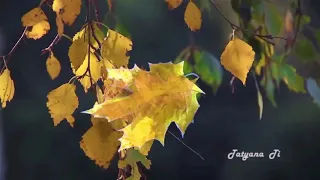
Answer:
top-left (0, 27), bottom-right (27, 74)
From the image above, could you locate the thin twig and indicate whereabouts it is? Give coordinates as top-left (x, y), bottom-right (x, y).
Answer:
top-left (168, 130), bottom-right (204, 160)
top-left (208, 0), bottom-right (287, 45)
top-left (90, 0), bottom-right (100, 23)
top-left (0, 27), bottom-right (27, 73)
top-left (41, 35), bottom-right (61, 55)
top-left (86, 0), bottom-right (93, 89)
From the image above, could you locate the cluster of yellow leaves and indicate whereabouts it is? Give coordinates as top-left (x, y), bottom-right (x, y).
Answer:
top-left (0, 69), bottom-right (15, 108)
top-left (21, 0), bottom-right (82, 39)
top-left (86, 61), bottom-right (204, 153)
top-left (166, 0), bottom-right (202, 31)
top-left (21, 7), bottom-right (50, 39)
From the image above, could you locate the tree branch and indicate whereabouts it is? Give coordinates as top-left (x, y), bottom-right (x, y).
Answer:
top-left (208, 0), bottom-right (287, 45)
top-left (0, 27), bottom-right (27, 73)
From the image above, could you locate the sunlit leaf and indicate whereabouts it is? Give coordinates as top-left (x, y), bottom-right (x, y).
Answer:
top-left (220, 38), bottom-right (255, 85)
top-left (46, 51), bottom-right (61, 80)
top-left (166, 0), bottom-right (183, 10)
top-left (0, 69), bottom-right (15, 108)
top-left (52, 0), bottom-right (82, 25)
top-left (184, 1), bottom-right (202, 31)
top-left (75, 53), bottom-right (103, 92)
top-left (46, 83), bottom-right (79, 127)
top-left (101, 29), bottom-right (133, 67)
top-left (80, 117), bottom-right (122, 169)
top-left (21, 7), bottom-right (47, 27)
top-left (85, 62), bottom-right (204, 151)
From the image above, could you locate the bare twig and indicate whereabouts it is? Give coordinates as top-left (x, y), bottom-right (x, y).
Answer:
top-left (208, 0), bottom-right (287, 45)
top-left (0, 27), bottom-right (27, 73)
top-left (91, 0), bottom-right (100, 23)
top-left (41, 34), bottom-right (61, 55)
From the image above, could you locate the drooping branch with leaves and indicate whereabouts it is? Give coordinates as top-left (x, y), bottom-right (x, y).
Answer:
top-left (1, 0), bottom-right (320, 179)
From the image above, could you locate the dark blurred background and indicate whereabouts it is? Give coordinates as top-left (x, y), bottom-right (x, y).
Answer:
top-left (1, 0), bottom-right (320, 180)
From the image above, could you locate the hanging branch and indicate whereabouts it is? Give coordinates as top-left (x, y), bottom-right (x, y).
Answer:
top-left (208, 0), bottom-right (287, 45)
top-left (0, 28), bottom-right (27, 73)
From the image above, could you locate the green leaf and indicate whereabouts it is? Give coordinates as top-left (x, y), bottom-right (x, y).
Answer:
top-left (263, 1), bottom-right (283, 36)
top-left (280, 64), bottom-right (306, 93)
top-left (293, 36), bottom-right (319, 63)
top-left (115, 21), bottom-right (131, 39)
top-left (193, 49), bottom-right (223, 94)
top-left (257, 87), bottom-right (263, 120)
top-left (306, 78), bottom-right (320, 107)
top-left (261, 70), bottom-right (277, 107)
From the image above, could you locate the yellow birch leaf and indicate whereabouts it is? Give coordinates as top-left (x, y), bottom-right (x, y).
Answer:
top-left (52, 0), bottom-right (82, 26)
top-left (0, 69), bottom-right (15, 108)
top-left (80, 117), bottom-right (122, 169)
top-left (25, 20), bottom-right (50, 40)
top-left (68, 36), bottom-right (87, 72)
top-left (46, 51), bottom-right (61, 80)
top-left (85, 62), bottom-right (204, 151)
top-left (56, 15), bottom-right (64, 36)
top-left (184, 1), bottom-right (202, 31)
top-left (21, 7), bottom-right (47, 27)
top-left (46, 83), bottom-right (79, 127)
top-left (75, 53), bottom-right (103, 92)
top-left (220, 38), bottom-right (255, 85)
top-left (165, 0), bottom-right (183, 10)
top-left (101, 29), bottom-right (132, 67)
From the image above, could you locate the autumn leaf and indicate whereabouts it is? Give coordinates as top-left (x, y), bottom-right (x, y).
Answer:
top-left (85, 61), bottom-right (204, 152)
top-left (184, 1), bottom-right (202, 31)
top-left (68, 36), bottom-right (87, 72)
top-left (0, 69), bottom-right (15, 108)
top-left (21, 7), bottom-right (47, 27)
top-left (52, 0), bottom-right (82, 26)
top-left (80, 117), bottom-right (122, 169)
top-left (46, 83), bottom-right (79, 127)
top-left (21, 8), bottom-right (50, 39)
top-left (101, 29), bottom-right (133, 67)
top-left (75, 53), bottom-right (103, 92)
top-left (118, 149), bottom-right (151, 180)
top-left (25, 20), bottom-right (50, 40)
top-left (220, 38), bottom-right (255, 85)
top-left (166, 0), bottom-right (183, 10)
top-left (46, 51), bottom-right (61, 80)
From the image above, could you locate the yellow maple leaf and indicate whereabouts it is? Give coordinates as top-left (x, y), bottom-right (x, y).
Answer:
top-left (21, 7), bottom-right (48, 27)
top-left (52, 0), bottom-right (81, 26)
top-left (0, 69), bottom-right (15, 108)
top-left (184, 1), bottom-right (202, 31)
top-left (165, 0), bottom-right (183, 10)
top-left (46, 83), bottom-right (79, 127)
top-left (56, 14), bottom-right (64, 36)
top-left (85, 61), bottom-right (204, 151)
top-left (80, 117), bottom-right (122, 169)
top-left (101, 29), bottom-right (133, 68)
top-left (75, 53), bottom-right (103, 92)
top-left (46, 51), bottom-right (61, 80)
top-left (220, 38), bottom-right (255, 85)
